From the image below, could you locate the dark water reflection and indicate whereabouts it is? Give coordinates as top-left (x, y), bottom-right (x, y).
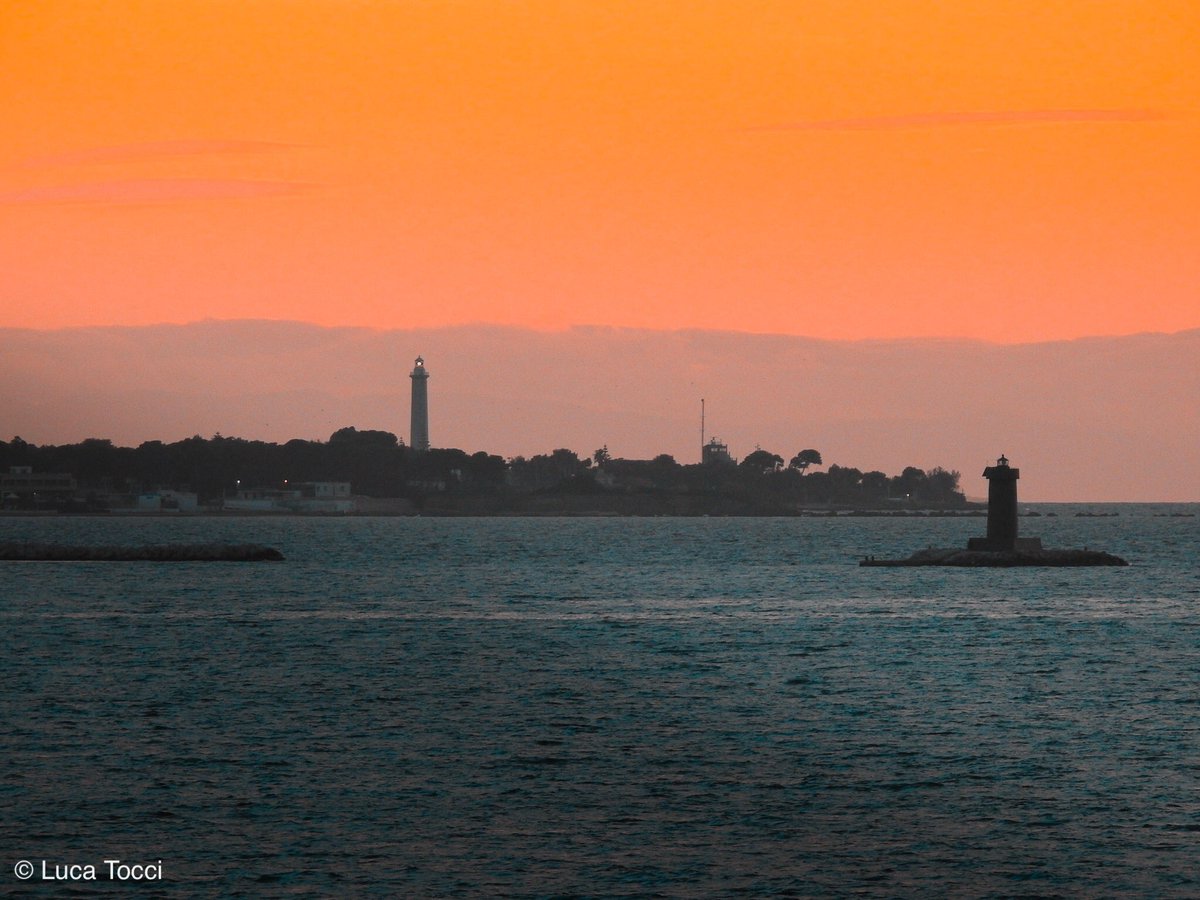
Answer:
top-left (3, 510), bottom-right (1199, 895)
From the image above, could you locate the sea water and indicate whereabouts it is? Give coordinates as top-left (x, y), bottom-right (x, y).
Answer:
top-left (2, 508), bottom-right (1199, 896)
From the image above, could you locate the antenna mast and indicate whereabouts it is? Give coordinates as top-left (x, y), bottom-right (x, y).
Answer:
top-left (700, 398), bottom-right (705, 462)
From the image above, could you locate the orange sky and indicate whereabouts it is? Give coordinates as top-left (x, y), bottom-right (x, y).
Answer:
top-left (2, 0), bottom-right (1198, 341)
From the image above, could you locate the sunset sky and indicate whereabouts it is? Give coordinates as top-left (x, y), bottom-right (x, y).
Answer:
top-left (3, 0), bottom-right (1198, 341)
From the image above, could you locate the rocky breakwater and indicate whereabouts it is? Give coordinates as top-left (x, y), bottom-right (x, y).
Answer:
top-left (0, 542), bottom-right (285, 561)
top-left (861, 547), bottom-right (1127, 567)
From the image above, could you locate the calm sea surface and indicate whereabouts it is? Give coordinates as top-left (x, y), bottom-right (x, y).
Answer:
top-left (3, 508), bottom-right (1199, 896)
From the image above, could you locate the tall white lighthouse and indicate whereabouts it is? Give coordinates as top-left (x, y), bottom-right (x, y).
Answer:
top-left (409, 356), bottom-right (430, 452)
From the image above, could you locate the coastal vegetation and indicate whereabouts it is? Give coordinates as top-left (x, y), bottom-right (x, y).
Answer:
top-left (0, 431), bottom-right (966, 514)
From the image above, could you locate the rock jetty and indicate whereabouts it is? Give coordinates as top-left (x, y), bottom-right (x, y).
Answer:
top-left (861, 547), bottom-right (1127, 567)
top-left (0, 542), bottom-right (285, 561)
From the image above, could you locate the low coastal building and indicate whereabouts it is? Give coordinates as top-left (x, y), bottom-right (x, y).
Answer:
top-left (1, 466), bottom-right (77, 509)
top-left (223, 481), bottom-right (355, 513)
top-left (137, 489), bottom-right (200, 512)
top-left (702, 437), bottom-right (735, 466)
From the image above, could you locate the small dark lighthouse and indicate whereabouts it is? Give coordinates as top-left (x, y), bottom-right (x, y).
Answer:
top-left (968, 455), bottom-right (1041, 552)
top-left (984, 455), bottom-right (1019, 547)
top-left (861, 454), bottom-right (1126, 567)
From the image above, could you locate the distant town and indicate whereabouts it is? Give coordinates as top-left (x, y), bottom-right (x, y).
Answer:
top-left (1, 354), bottom-right (978, 515)
top-left (0, 429), bottom-right (970, 516)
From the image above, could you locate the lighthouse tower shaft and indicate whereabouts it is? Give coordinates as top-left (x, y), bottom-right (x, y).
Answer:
top-left (409, 357), bottom-right (430, 452)
top-left (983, 458), bottom-right (1019, 549)
top-left (968, 455), bottom-right (1042, 552)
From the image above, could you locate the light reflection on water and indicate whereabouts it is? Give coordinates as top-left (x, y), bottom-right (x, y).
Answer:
top-left (2, 510), bottom-right (1199, 895)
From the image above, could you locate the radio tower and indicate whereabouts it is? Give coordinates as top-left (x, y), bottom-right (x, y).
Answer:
top-left (409, 356), bottom-right (430, 452)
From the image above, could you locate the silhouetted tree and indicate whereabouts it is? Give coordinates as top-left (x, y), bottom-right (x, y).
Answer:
top-left (466, 451), bottom-right (507, 489)
top-left (741, 449), bottom-right (784, 473)
top-left (826, 464), bottom-right (864, 501)
top-left (788, 449), bottom-right (823, 475)
top-left (75, 438), bottom-right (115, 482)
top-left (1, 437), bottom-right (33, 468)
top-left (507, 449), bottom-right (587, 491)
top-left (329, 426), bottom-right (399, 448)
top-left (889, 466), bottom-right (927, 504)
top-left (923, 467), bottom-right (963, 505)
top-left (133, 440), bottom-right (172, 488)
top-left (861, 470), bottom-right (890, 501)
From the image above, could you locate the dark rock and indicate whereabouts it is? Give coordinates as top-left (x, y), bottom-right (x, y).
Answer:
top-left (0, 542), bottom-right (285, 561)
top-left (861, 547), bottom-right (1127, 567)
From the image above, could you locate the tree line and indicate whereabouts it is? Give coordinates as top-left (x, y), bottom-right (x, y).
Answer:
top-left (0, 430), bottom-right (964, 509)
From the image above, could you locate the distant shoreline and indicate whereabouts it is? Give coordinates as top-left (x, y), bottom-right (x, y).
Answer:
top-left (4, 503), bottom-right (1194, 520)
top-left (4, 506), bottom-right (990, 519)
